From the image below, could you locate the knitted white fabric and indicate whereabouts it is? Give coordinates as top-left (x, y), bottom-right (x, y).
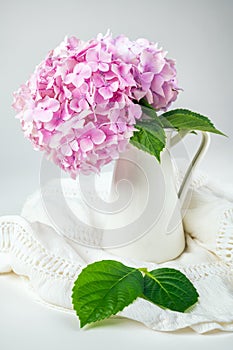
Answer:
top-left (1, 172), bottom-right (233, 334)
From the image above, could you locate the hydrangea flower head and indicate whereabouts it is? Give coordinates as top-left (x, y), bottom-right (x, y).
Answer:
top-left (101, 33), bottom-right (179, 110)
top-left (13, 32), bottom-right (179, 177)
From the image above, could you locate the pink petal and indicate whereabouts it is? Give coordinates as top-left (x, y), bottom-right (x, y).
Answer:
top-left (79, 99), bottom-right (89, 110)
top-left (145, 90), bottom-right (153, 104)
top-left (61, 144), bottom-right (73, 156)
top-left (141, 71), bottom-right (154, 83)
top-left (72, 119), bottom-right (85, 129)
top-left (129, 103), bottom-right (142, 120)
top-left (94, 89), bottom-right (105, 104)
top-left (63, 86), bottom-right (72, 98)
top-left (140, 50), bottom-right (165, 74)
top-left (80, 82), bottom-right (89, 93)
top-left (152, 52), bottom-right (166, 74)
top-left (151, 76), bottom-right (165, 97)
top-left (79, 64), bottom-right (92, 79)
top-left (38, 130), bottom-right (52, 144)
top-left (73, 76), bottom-right (84, 88)
top-left (99, 62), bottom-right (109, 72)
top-left (80, 138), bottom-right (93, 152)
top-left (72, 88), bottom-right (81, 99)
top-left (140, 50), bottom-right (152, 68)
top-left (149, 53), bottom-right (165, 74)
top-left (64, 73), bottom-right (76, 84)
top-left (67, 36), bottom-right (80, 49)
top-left (109, 108), bottom-right (120, 123)
top-left (24, 109), bottom-right (33, 122)
top-left (49, 133), bottom-right (63, 148)
top-left (73, 63), bottom-right (82, 74)
top-left (98, 86), bottom-right (113, 99)
top-left (34, 109), bottom-right (53, 122)
top-left (37, 96), bottom-right (50, 108)
top-left (70, 139), bottom-right (79, 151)
top-left (86, 47), bottom-right (99, 62)
top-left (110, 81), bottom-right (119, 92)
top-left (48, 98), bottom-right (60, 112)
top-left (93, 73), bottom-right (105, 87)
top-left (161, 61), bottom-right (175, 80)
top-left (163, 83), bottom-right (175, 101)
top-left (70, 99), bottom-right (80, 112)
top-left (89, 61), bottom-right (98, 72)
top-left (61, 100), bottom-right (72, 121)
top-left (117, 120), bottom-right (127, 132)
top-left (90, 129), bottom-right (106, 145)
top-left (43, 120), bottom-right (58, 131)
top-left (105, 70), bottom-right (116, 80)
top-left (136, 38), bottom-right (150, 47)
top-left (132, 88), bottom-right (147, 101)
top-left (99, 50), bottom-right (112, 63)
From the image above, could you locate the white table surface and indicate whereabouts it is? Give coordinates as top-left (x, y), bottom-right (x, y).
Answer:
top-left (1, 273), bottom-right (233, 350)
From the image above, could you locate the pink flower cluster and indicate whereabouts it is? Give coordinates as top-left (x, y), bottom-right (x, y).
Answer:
top-left (101, 33), bottom-right (179, 110)
top-left (13, 32), bottom-right (179, 177)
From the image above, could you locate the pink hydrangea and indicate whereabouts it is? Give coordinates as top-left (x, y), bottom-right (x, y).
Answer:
top-left (13, 36), bottom-right (142, 177)
top-left (100, 32), bottom-right (179, 110)
top-left (12, 32), bottom-right (179, 177)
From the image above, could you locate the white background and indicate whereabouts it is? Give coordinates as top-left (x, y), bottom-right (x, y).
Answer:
top-left (1, 0), bottom-right (233, 349)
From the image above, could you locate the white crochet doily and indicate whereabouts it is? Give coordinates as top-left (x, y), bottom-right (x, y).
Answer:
top-left (1, 172), bottom-right (233, 334)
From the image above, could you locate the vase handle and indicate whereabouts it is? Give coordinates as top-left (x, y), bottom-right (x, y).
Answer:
top-left (170, 131), bottom-right (211, 205)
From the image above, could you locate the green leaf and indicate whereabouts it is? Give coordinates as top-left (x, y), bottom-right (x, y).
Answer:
top-left (160, 108), bottom-right (225, 136)
top-left (139, 98), bottom-right (158, 118)
top-left (130, 118), bottom-right (166, 162)
top-left (143, 268), bottom-right (199, 312)
top-left (139, 98), bottom-right (155, 110)
top-left (72, 260), bottom-right (144, 328)
top-left (139, 100), bottom-right (158, 121)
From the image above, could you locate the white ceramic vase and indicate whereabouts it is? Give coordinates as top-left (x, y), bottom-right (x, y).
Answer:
top-left (104, 130), bottom-right (210, 263)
